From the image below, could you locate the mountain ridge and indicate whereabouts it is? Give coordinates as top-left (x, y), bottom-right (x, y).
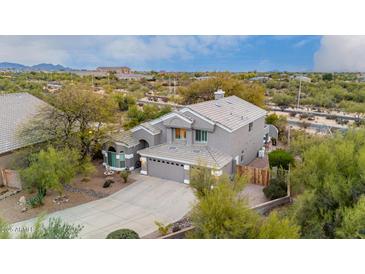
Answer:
top-left (0, 62), bottom-right (73, 71)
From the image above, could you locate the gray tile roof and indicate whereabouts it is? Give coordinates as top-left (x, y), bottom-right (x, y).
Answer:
top-left (0, 92), bottom-right (50, 154)
top-left (138, 143), bottom-right (232, 169)
top-left (109, 131), bottom-right (140, 147)
top-left (139, 122), bottom-right (161, 135)
top-left (187, 95), bottom-right (267, 131)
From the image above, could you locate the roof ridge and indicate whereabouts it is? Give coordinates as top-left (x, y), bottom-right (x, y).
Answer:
top-left (206, 146), bottom-right (220, 168)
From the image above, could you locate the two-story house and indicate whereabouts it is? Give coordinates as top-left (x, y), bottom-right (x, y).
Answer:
top-left (102, 89), bottom-right (268, 183)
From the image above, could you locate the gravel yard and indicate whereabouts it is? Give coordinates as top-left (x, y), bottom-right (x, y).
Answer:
top-left (0, 161), bottom-right (134, 223)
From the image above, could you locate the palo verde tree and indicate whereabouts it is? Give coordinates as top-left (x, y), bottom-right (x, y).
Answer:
top-left (20, 146), bottom-right (89, 198)
top-left (290, 129), bottom-right (365, 238)
top-left (188, 169), bottom-right (299, 239)
top-left (20, 83), bottom-right (118, 159)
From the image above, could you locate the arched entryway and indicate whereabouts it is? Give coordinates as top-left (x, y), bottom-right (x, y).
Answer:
top-left (135, 139), bottom-right (150, 168)
top-left (140, 139), bottom-right (149, 149)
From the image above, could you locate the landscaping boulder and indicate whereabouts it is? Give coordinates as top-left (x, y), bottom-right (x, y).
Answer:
top-left (19, 196), bottom-right (26, 205)
top-left (103, 179), bottom-right (115, 188)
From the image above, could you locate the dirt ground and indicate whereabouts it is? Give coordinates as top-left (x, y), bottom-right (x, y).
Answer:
top-left (0, 161), bottom-right (134, 223)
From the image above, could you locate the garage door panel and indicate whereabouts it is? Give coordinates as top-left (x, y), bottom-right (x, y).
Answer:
top-left (147, 158), bottom-right (185, 183)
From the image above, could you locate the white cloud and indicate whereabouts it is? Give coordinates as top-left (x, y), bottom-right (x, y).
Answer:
top-left (293, 38), bottom-right (312, 48)
top-left (314, 36), bottom-right (365, 72)
top-left (0, 36), bottom-right (71, 65)
top-left (0, 36), bottom-right (247, 69)
top-left (104, 36), bottom-right (247, 62)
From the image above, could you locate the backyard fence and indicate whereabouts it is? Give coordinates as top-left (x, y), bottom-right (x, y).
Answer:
top-left (236, 165), bottom-right (270, 186)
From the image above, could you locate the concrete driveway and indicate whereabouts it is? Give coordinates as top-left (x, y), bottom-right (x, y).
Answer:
top-left (12, 175), bottom-right (195, 239)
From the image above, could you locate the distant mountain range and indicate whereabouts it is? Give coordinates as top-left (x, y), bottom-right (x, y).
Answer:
top-left (0, 62), bottom-right (73, 71)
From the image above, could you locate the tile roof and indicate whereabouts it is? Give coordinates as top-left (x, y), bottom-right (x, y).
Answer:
top-left (139, 122), bottom-right (161, 135)
top-left (186, 95), bottom-right (267, 131)
top-left (0, 93), bottom-right (50, 154)
top-left (138, 143), bottom-right (232, 169)
top-left (109, 131), bottom-right (140, 147)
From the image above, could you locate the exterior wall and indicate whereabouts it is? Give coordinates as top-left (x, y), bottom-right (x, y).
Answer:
top-left (231, 116), bottom-right (265, 165)
top-left (221, 160), bottom-right (233, 175)
top-left (203, 116), bottom-right (265, 165)
top-left (152, 120), bottom-right (167, 144)
top-left (132, 128), bottom-right (159, 146)
top-left (0, 152), bottom-right (16, 185)
top-left (181, 110), bottom-right (215, 131)
top-left (163, 116), bottom-right (192, 129)
top-left (102, 141), bottom-right (141, 171)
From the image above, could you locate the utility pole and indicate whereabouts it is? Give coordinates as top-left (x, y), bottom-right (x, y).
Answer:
top-left (168, 76), bottom-right (171, 94)
top-left (173, 78), bottom-right (176, 95)
top-left (296, 77), bottom-right (302, 109)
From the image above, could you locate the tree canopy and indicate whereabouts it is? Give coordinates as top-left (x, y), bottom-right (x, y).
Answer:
top-left (178, 76), bottom-right (265, 108)
top-left (20, 146), bottom-right (92, 197)
top-left (189, 170), bottom-right (299, 239)
top-left (290, 129), bottom-right (365, 238)
top-left (20, 84), bottom-right (118, 159)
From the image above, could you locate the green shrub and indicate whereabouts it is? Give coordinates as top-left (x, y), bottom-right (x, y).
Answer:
top-left (26, 192), bottom-right (45, 208)
top-left (106, 229), bottom-right (140, 239)
top-left (21, 217), bottom-right (83, 239)
top-left (263, 177), bottom-right (287, 200)
top-left (266, 113), bottom-right (279, 125)
top-left (120, 170), bottom-right (131, 183)
top-left (268, 149), bottom-right (294, 170)
top-left (154, 221), bottom-right (172, 236)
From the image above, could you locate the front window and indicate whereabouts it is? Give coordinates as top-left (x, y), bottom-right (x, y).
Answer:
top-left (195, 130), bottom-right (208, 143)
top-left (175, 128), bottom-right (186, 140)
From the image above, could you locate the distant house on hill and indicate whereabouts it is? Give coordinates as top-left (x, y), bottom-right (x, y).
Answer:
top-left (293, 75), bottom-right (311, 82)
top-left (96, 66), bottom-right (131, 74)
top-left (248, 76), bottom-right (270, 83)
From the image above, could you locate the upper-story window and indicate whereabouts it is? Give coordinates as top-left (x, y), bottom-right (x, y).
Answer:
top-left (195, 130), bottom-right (208, 143)
top-left (175, 128), bottom-right (187, 140)
top-left (249, 122), bottom-right (253, 132)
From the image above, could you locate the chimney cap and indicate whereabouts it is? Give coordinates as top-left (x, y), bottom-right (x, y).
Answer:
top-left (214, 89), bottom-right (225, 95)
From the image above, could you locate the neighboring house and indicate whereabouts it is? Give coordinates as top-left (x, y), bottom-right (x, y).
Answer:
top-left (96, 66), bottom-right (132, 74)
top-left (293, 75), bottom-right (311, 82)
top-left (248, 76), bottom-right (271, 83)
top-left (0, 93), bottom-right (50, 185)
top-left (103, 89), bottom-right (269, 183)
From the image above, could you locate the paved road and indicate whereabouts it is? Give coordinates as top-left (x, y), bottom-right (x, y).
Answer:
top-left (12, 175), bottom-right (195, 239)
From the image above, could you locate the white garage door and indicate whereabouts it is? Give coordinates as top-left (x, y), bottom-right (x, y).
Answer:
top-left (147, 158), bottom-right (186, 183)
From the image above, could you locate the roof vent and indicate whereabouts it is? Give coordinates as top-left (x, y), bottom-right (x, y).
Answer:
top-left (169, 146), bottom-right (177, 150)
top-left (193, 149), bottom-right (200, 153)
top-left (214, 89), bottom-right (225, 100)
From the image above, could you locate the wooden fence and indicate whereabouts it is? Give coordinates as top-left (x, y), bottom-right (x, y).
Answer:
top-left (236, 165), bottom-right (270, 186)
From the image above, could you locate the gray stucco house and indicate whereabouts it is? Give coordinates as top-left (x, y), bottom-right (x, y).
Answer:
top-left (102, 89), bottom-right (269, 183)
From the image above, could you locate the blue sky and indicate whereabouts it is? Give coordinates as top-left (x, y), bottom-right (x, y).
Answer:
top-left (0, 35), bottom-right (364, 72)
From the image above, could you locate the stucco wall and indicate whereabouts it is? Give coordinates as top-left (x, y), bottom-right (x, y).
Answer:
top-left (181, 110), bottom-right (215, 131)
top-left (0, 153), bottom-right (16, 185)
top-left (204, 116), bottom-right (265, 165)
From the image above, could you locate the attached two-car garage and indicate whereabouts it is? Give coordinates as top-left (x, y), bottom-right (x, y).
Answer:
top-left (147, 157), bottom-right (186, 183)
